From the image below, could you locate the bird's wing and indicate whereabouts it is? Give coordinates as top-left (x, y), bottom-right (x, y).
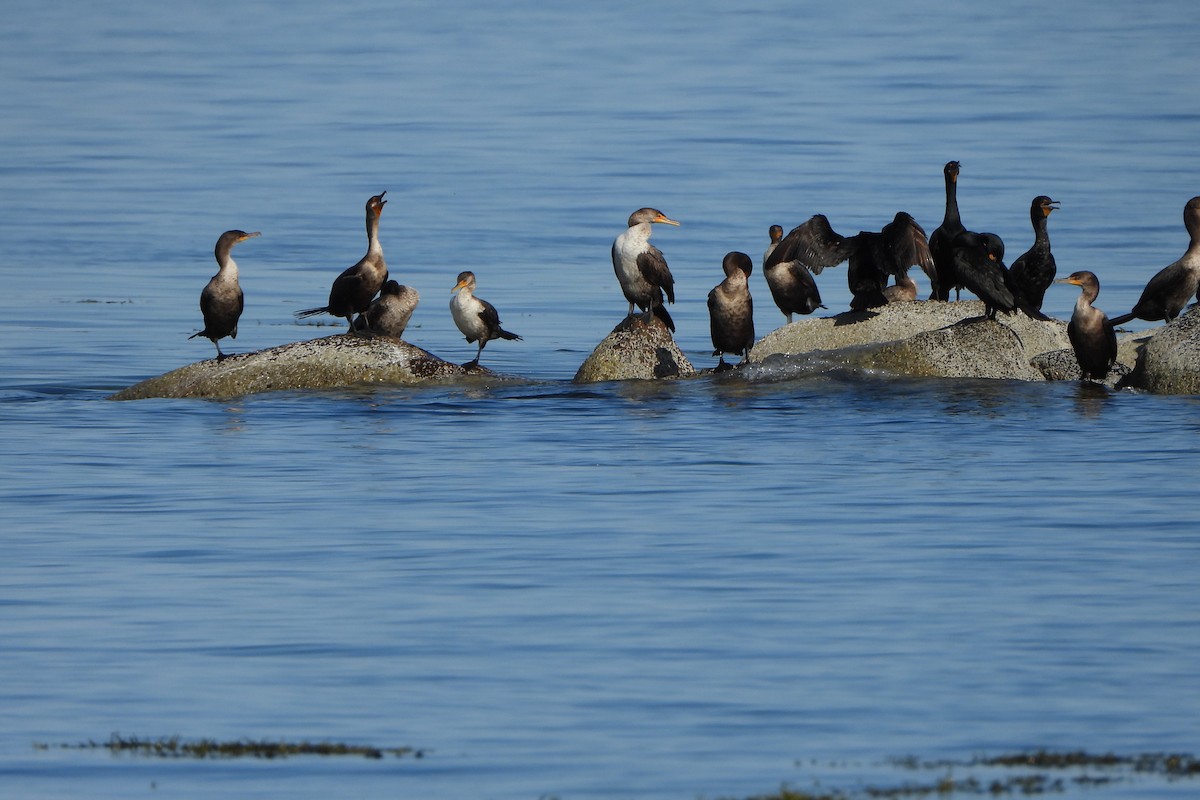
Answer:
top-left (884, 214), bottom-right (935, 277)
top-left (768, 215), bottom-right (855, 274)
top-left (636, 247), bottom-right (675, 303)
top-left (477, 298), bottom-right (503, 331)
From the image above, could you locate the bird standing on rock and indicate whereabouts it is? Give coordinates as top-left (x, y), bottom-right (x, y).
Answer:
top-left (296, 192), bottom-right (389, 332)
top-left (1109, 196), bottom-right (1200, 326)
top-left (190, 229), bottom-right (260, 360)
top-left (707, 251), bottom-right (755, 370)
top-left (951, 230), bottom-right (1014, 320)
top-left (354, 280), bottom-right (419, 339)
top-left (450, 271), bottom-right (521, 367)
top-left (1058, 270), bottom-right (1117, 380)
top-left (611, 207), bottom-right (680, 331)
top-left (1007, 195), bottom-right (1060, 318)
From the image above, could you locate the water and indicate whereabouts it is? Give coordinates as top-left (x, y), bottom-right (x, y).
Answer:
top-left (2, 1), bottom-right (1199, 798)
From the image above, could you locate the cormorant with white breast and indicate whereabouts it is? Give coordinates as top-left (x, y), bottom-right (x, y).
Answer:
top-left (1057, 270), bottom-right (1117, 380)
top-left (928, 160), bottom-right (964, 300)
top-left (951, 230), bottom-right (1014, 319)
top-left (450, 271), bottom-right (521, 367)
top-left (611, 207), bottom-right (680, 331)
top-left (296, 192), bottom-right (389, 332)
top-left (189, 229), bottom-right (260, 360)
top-left (768, 211), bottom-right (934, 311)
top-left (764, 224), bottom-right (784, 268)
top-left (1109, 196), bottom-right (1200, 325)
top-left (354, 280), bottom-right (419, 338)
top-left (707, 251), bottom-right (755, 370)
top-left (1006, 195), bottom-right (1060, 318)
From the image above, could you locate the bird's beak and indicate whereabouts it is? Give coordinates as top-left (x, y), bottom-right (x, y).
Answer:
top-left (242, 231), bottom-right (262, 241)
top-left (1044, 199), bottom-right (1060, 215)
top-left (451, 280), bottom-right (468, 293)
top-left (656, 214), bottom-right (681, 226)
top-left (1055, 277), bottom-right (1081, 286)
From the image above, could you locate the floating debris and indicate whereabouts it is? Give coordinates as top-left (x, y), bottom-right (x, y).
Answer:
top-left (37, 734), bottom-right (425, 760)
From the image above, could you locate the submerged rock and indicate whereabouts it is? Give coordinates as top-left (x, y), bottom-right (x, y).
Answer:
top-left (110, 335), bottom-right (481, 400)
top-left (573, 314), bottom-right (696, 383)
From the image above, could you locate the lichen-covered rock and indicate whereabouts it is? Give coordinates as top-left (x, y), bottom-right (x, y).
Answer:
top-left (1119, 306), bottom-right (1200, 394)
top-left (1030, 348), bottom-right (1132, 388)
top-left (110, 335), bottom-right (480, 400)
top-left (573, 314), bottom-right (695, 383)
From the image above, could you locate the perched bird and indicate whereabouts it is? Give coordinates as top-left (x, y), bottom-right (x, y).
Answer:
top-left (611, 207), bottom-right (680, 331)
top-left (353, 280), bottom-right (419, 338)
top-left (1109, 196), bottom-right (1200, 325)
top-left (883, 270), bottom-right (919, 303)
top-left (1057, 270), bottom-right (1117, 380)
top-left (449, 271), bottom-right (521, 367)
top-left (952, 230), bottom-right (1014, 319)
top-left (296, 192), bottom-right (389, 331)
top-left (762, 233), bottom-right (824, 323)
top-left (763, 224), bottom-right (784, 268)
top-left (189, 229), bottom-right (260, 360)
top-left (1006, 195), bottom-right (1060, 317)
top-left (768, 211), bottom-right (933, 311)
top-left (928, 160), bottom-right (965, 301)
top-left (707, 251), bottom-right (755, 369)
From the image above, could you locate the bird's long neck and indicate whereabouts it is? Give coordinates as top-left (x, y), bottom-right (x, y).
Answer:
top-left (1184, 207), bottom-right (1200, 259)
top-left (1031, 208), bottom-right (1050, 245)
top-left (943, 174), bottom-right (960, 226)
top-left (214, 244), bottom-right (238, 281)
top-left (365, 211), bottom-right (383, 258)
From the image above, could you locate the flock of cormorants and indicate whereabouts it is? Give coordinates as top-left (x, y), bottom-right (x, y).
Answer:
top-left (189, 164), bottom-right (1200, 380)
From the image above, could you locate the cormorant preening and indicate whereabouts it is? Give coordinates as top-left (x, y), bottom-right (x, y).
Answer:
top-left (611, 207), bottom-right (680, 331)
top-left (768, 211), bottom-right (933, 311)
top-left (449, 271), bottom-right (521, 367)
top-left (883, 270), bottom-right (918, 303)
top-left (1109, 196), bottom-right (1200, 325)
top-left (928, 160), bottom-right (964, 301)
top-left (1058, 270), bottom-right (1117, 380)
top-left (354, 279), bottom-right (419, 339)
top-left (296, 192), bottom-right (389, 331)
top-left (1007, 195), bottom-right (1060, 318)
top-left (952, 230), bottom-right (1014, 319)
top-left (189, 229), bottom-right (260, 360)
top-left (708, 251), bottom-right (755, 369)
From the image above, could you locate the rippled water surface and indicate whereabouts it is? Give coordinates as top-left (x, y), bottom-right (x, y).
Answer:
top-left (2, 2), bottom-right (1199, 798)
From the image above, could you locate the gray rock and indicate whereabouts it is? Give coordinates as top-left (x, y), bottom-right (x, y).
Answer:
top-left (110, 335), bottom-right (483, 401)
top-left (1119, 305), bottom-right (1200, 394)
top-left (1030, 348), bottom-right (1132, 388)
top-left (573, 314), bottom-right (696, 383)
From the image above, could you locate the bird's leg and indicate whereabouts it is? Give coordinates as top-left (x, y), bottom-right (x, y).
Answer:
top-left (214, 341), bottom-right (226, 361)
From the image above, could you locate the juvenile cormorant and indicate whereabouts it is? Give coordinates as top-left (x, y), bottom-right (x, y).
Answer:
top-left (762, 233), bottom-right (824, 323)
top-left (1108, 196), bottom-right (1200, 325)
top-left (450, 271), bottom-right (521, 367)
top-left (611, 207), bottom-right (680, 331)
top-left (763, 224), bottom-right (784, 268)
top-left (354, 280), bottom-right (419, 338)
top-left (928, 160), bottom-right (964, 301)
top-left (707, 251), bottom-right (755, 369)
top-left (1006, 195), bottom-right (1060, 317)
top-left (883, 270), bottom-right (918, 303)
top-left (189, 229), bottom-right (260, 360)
top-left (296, 192), bottom-right (389, 331)
top-left (952, 230), bottom-right (1014, 319)
top-left (769, 211), bottom-right (934, 311)
top-left (1058, 270), bottom-right (1117, 380)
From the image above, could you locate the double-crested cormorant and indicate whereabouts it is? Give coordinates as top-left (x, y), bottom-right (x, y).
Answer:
top-left (883, 270), bottom-right (918, 303)
top-left (762, 231), bottom-right (824, 323)
top-left (611, 207), bottom-right (680, 331)
top-left (707, 251), bottom-right (755, 369)
top-left (189, 229), bottom-right (260, 360)
top-left (769, 211), bottom-right (933, 311)
top-left (296, 192), bottom-right (389, 331)
top-left (450, 270), bottom-right (521, 367)
top-left (354, 279), bottom-right (419, 338)
top-left (1109, 196), bottom-right (1200, 325)
top-left (1007, 195), bottom-right (1060, 318)
top-left (952, 230), bottom-right (1014, 319)
top-left (764, 224), bottom-right (784, 268)
top-left (1058, 270), bottom-right (1117, 380)
top-left (928, 160), bottom-right (964, 301)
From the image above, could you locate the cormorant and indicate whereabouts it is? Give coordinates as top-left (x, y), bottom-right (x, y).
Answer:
top-left (1108, 196), bottom-right (1200, 325)
top-left (611, 207), bottom-right (680, 331)
top-left (768, 211), bottom-right (933, 311)
top-left (951, 230), bottom-right (1014, 319)
top-left (296, 192), bottom-right (389, 331)
top-left (763, 224), bottom-right (784, 268)
top-left (189, 229), bottom-right (260, 360)
top-left (707, 251), bottom-right (755, 369)
top-left (928, 160), bottom-right (964, 301)
top-left (1007, 195), bottom-right (1060, 318)
top-left (883, 270), bottom-right (918, 303)
top-left (354, 280), bottom-right (419, 338)
top-left (1058, 270), bottom-right (1117, 380)
top-left (450, 271), bottom-right (521, 367)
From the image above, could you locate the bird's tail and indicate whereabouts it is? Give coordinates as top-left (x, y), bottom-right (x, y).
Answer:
top-left (497, 328), bottom-right (522, 341)
top-left (187, 330), bottom-right (203, 339)
top-left (295, 306), bottom-right (328, 319)
top-left (652, 303), bottom-right (675, 332)
top-left (1108, 311), bottom-right (1136, 326)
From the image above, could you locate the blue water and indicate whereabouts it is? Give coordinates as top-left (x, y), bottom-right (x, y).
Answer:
top-left (2, 2), bottom-right (1199, 799)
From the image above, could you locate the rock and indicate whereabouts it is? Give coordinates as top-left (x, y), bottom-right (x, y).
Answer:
top-left (1030, 348), bottom-right (1132, 388)
top-left (751, 301), bottom-right (1071, 381)
top-left (1118, 305), bottom-right (1200, 394)
top-left (573, 314), bottom-right (696, 383)
top-left (110, 335), bottom-right (483, 400)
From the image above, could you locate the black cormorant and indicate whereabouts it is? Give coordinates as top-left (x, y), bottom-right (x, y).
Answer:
top-left (952, 231), bottom-right (1014, 319)
top-left (928, 160), bottom-right (964, 301)
top-left (1006, 195), bottom-right (1060, 318)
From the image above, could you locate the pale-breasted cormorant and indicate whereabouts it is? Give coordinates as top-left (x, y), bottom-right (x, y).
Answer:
top-left (354, 279), bottom-right (419, 339)
top-left (1057, 270), bottom-right (1117, 380)
top-left (1109, 196), bottom-right (1200, 325)
top-left (883, 270), bottom-right (918, 303)
top-left (189, 229), bottom-right (260, 360)
top-left (763, 224), bottom-right (784, 268)
top-left (707, 251), bottom-right (755, 369)
top-left (450, 271), bottom-right (521, 367)
top-left (296, 192), bottom-right (389, 331)
top-left (611, 207), bottom-right (680, 331)
top-left (1006, 195), bottom-right (1060, 318)
top-left (928, 160), bottom-right (964, 301)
